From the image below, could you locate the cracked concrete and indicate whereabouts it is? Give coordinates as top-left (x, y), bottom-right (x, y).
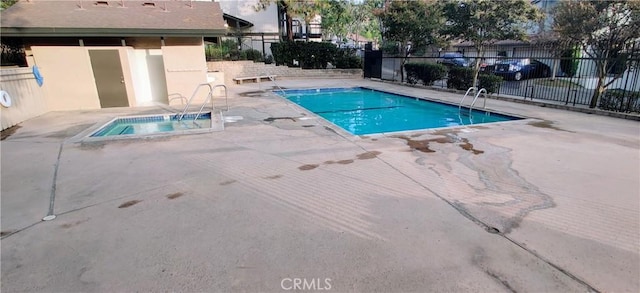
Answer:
top-left (1, 79), bottom-right (638, 292)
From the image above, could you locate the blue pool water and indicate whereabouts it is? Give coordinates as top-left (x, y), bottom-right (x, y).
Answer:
top-left (91, 113), bottom-right (212, 137)
top-left (280, 87), bottom-right (520, 135)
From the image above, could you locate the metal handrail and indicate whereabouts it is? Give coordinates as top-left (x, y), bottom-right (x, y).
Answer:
top-left (459, 87), bottom-right (478, 110)
top-left (168, 93), bottom-right (187, 105)
top-left (469, 88), bottom-right (488, 114)
top-left (193, 84), bottom-right (228, 122)
top-left (177, 83), bottom-right (213, 121)
top-left (269, 75), bottom-right (285, 95)
top-left (260, 71), bottom-right (285, 95)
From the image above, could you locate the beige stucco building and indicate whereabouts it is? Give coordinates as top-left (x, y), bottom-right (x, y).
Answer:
top-left (1, 0), bottom-right (227, 113)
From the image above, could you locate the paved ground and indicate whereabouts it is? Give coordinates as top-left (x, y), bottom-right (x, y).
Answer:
top-left (1, 79), bottom-right (638, 292)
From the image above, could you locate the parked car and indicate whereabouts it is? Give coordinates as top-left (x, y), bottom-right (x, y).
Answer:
top-left (439, 52), bottom-right (470, 67)
top-left (493, 58), bottom-right (551, 81)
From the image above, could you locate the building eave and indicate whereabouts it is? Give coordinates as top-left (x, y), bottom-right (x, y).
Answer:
top-left (0, 27), bottom-right (228, 38)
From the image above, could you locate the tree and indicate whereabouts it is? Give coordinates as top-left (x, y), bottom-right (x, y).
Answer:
top-left (441, 0), bottom-right (542, 88)
top-left (256, 0), bottom-right (324, 41)
top-left (319, 0), bottom-right (382, 46)
top-left (376, 0), bottom-right (443, 83)
top-left (553, 0), bottom-right (640, 108)
top-left (1, 0), bottom-right (18, 10)
top-left (318, 0), bottom-right (351, 43)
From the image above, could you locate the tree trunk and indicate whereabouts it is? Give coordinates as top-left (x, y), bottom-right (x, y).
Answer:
top-left (400, 56), bottom-right (406, 83)
top-left (472, 58), bottom-right (481, 88)
top-left (472, 46), bottom-right (483, 89)
top-left (589, 60), bottom-right (608, 109)
top-left (400, 42), bottom-right (409, 84)
top-left (551, 59), bottom-right (559, 81)
top-left (286, 14), bottom-right (293, 41)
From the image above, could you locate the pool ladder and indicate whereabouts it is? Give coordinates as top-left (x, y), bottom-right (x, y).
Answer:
top-left (458, 87), bottom-right (488, 115)
top-left (175, 82), bottom-right (228, 122)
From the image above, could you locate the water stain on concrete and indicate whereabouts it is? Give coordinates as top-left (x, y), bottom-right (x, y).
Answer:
top-left (46, 123), bottom-right (94, 138)
top-left (264, 175), bottom-right (283, 179)
top-left (324, 126), bottom-right (337, 134)
top-left (166, 192), bottom-right (185, 199)
top-left (264, 117), bottom-right (297, 122)
top-left (238, 91), bottom-right (267, 97)
top-left (299, 164), bottom-right (319, 171)
top-left (0, 230), bottom-right (14, 237)
top-left (528, 120), bottom-right (572, 132)
top-left (396, 135), bottom-right (483, 155)
top-left (459, 138), bottom-right (484, 155)
top-left (356, 151), bottom-right (381, 160)
top-left (118, 200), bottom-right (141, 208)
top-left (432, 128), bottom-right (461, 136)
top-left (371, 138), bottom-right (378, 141)
top-left (337, 159), bottom-right (354, 164)
top-left (1, 125), bottom-right (21, 140)
top-left (60, 219), bottom-right (89, 229)
top-left (395, 136), bottom-right (437, 153)
top-left (220, 179), bottom-right (237, 186)
top-left (79, 141), bottom-right (106, 150)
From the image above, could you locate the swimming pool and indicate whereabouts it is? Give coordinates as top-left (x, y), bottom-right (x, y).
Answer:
top-left (280, 87), bottom-right (520, 135)
top-left (90, 113), bottom-right (213, 137)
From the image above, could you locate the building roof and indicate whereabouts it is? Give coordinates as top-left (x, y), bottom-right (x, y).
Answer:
top-left (0, 0), bottom-right (227, 37)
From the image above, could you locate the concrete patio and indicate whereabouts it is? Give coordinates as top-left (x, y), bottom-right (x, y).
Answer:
top-left (1, 79), bottom-right (638, 292)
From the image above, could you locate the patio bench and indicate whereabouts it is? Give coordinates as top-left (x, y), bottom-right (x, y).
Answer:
top-left (233, 75), bottom-right (277, 84)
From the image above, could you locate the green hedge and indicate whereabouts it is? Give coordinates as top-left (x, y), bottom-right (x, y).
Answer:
top-left (244, 49), bottom-right (263, 62)
top-left (561, 47), bottom-right (580, 77)
top-left (404, 62), bottom-right (448, 86)
top-left (599, 89), bottom-right (640, 113)
top-left (205, 40), bottom-right (263, 62)
top-left (478, 74), bottom-right (503, 93)
top-left (334, 49), bottom-right (362, 69)
top-left (271, 41), bottom-right (338, 69)
top-left (447, 67), bottom-right (474, 90)
top-left (447, 67), bottom-right (503, 93)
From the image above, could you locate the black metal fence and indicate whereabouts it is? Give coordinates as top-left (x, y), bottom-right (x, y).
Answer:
top-left (375, 43), bottom-right (640, 111)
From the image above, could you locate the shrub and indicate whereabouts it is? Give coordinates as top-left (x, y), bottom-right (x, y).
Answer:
top-left (270, 41), bottom-right (338, 69)
top-left (561, 47), bottom-right (580, 77)
top-left (264, 54), bottom-right (274, 64)
top-left (447, 67), bottom-right (474, 90)
top-left (478, 74), bottom-right (503, 94)
top-left (598, 89), bottom-right (640, 113)
top-left (245, 49), bottom-right (263, 62)
top-left (334, 49), bottom-right (363, 69)
top-left (380, 41), bottom-right (400, 56)
top-left (205, 39), bottom-right (240, 61)
top-left (404, 62), bottom-right (448, 86)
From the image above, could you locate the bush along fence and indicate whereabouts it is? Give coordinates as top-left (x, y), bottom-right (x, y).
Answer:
top-left (271, 41), bottom-right (362, 69)
top-left (375, 42), bottom-right (640, 113)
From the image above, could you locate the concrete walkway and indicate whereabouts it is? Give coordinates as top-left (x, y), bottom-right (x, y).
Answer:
top-left (1, 79), bottom-right (638, 292)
